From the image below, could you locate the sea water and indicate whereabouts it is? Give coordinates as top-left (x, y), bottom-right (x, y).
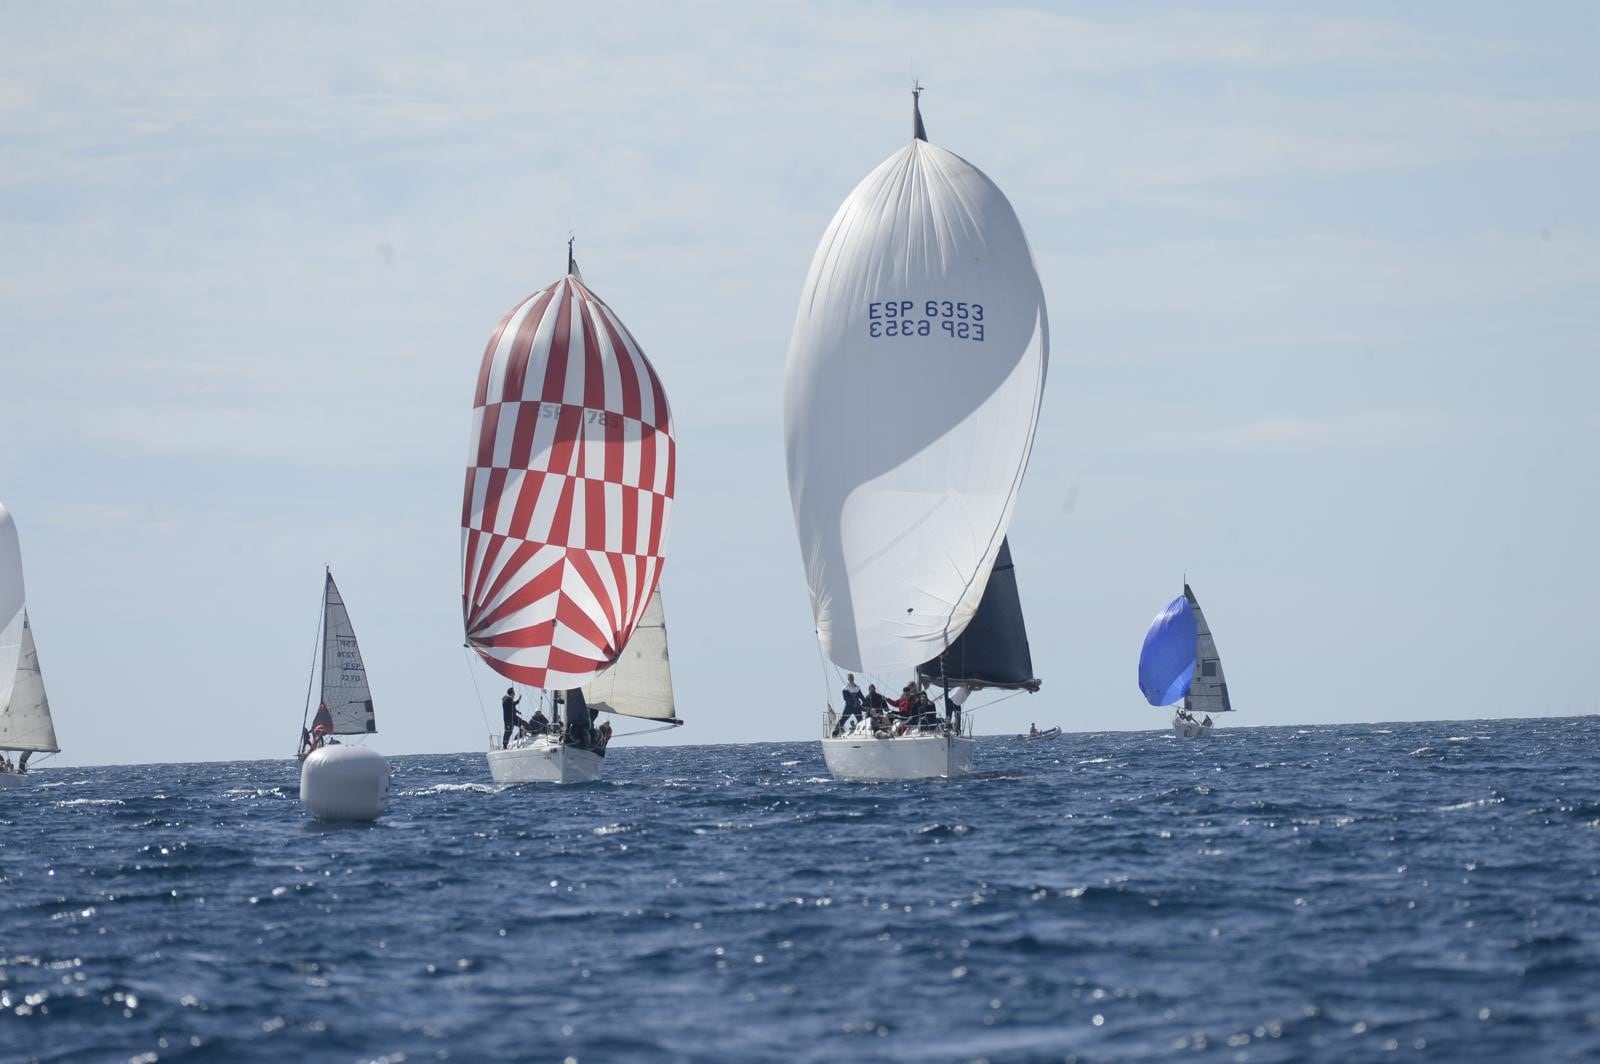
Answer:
top-left (2, 717), bottom-right (1598, 1062)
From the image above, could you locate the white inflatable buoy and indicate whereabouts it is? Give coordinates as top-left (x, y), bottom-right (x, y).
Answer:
top-left (299, 744), bottom-right (390, 821)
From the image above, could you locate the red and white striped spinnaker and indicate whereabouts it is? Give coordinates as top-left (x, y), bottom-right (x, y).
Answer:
top-left (461, 260), bottom-right (675, 690)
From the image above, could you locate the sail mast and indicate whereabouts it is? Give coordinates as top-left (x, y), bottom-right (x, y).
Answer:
top-left (296, 571), bottom-right (326, 751)
top-left (567, 235), bottom-right (583, 282)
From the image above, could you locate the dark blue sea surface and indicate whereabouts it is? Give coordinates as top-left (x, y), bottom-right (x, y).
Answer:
top-left (3, 717), bottom-right (1599, 1063)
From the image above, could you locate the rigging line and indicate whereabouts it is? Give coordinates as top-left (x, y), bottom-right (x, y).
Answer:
top-left (461, 645), bottom-right (492, 737)
top-left (606, 720), bottom-right (681, 739)
top-left (960, 688), bottom-right (1028, 715)
top-left (813, 632), bottom-right (837, 708)
top-left (297, 580), bottom-right (326, 751)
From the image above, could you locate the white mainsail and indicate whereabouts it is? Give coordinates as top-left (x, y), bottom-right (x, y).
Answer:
top-left (1183, 584), bottom-right (1233, 717)
top-left (582, 588), bottom-right (675, 721)
top-left (783, 100), bottom-right (1049, 673)
top-left (321, 572), bottom-right (376, 734)
top-left (0, 504), bottom-right (59, 753)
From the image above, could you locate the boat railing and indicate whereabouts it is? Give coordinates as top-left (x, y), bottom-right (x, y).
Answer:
top-left (822, 707), bottom-right (973, 740)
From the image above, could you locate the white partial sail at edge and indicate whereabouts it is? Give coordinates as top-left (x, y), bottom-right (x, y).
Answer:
top-left (783, 131), bottom-right (1049, 674)
top-left (0, 503), bottom-right (59, 753)
top-left (582, 588), bottom-right (675, 721)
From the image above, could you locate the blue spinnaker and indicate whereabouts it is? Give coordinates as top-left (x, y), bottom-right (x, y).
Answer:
top-left (1138, 595), bottom-right (1197, 706)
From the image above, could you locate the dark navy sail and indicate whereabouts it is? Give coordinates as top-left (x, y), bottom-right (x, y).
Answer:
top-left (918, 539), bottom-right (1041, 692)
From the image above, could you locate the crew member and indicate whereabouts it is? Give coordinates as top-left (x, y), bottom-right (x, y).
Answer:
top-left (944, 685), bottom-right (970, 732)
top-left (523, 705), bottom-right (550, 737)
top-left (501, 687), bottom-right (522, 749)
top-left (835, 674), bottom-right (866, 735)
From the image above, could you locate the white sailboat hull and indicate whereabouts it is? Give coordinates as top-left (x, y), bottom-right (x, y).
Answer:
top-left (821, 732), bottom-right (974, 780)
top-left (488, 736), bottom-right (603, 785)
top-left (300, 744), bottom-right (390, 821)
top-left (0, 771), bottom-right (24, 789)
top-left (1171, 715), bottom-right (1213, 739)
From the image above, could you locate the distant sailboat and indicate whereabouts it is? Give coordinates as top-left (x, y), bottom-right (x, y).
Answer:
top-left (784, 89), bottom-right (1049, 780)
top-left (1138, 583), bottom-right (1235, 738)
top-left (296, 569), bottom-right (390, 819)
top-left (0, 503), bottom-right (59, 786)
top-left (462, 245), bottom-right (682, 785)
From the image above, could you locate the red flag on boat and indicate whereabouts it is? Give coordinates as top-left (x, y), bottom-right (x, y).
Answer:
top-left (310, 702), bottom-right (334, 745)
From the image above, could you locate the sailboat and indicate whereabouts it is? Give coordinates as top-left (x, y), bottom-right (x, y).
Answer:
top-left (783, 89), bottom-right (1050, 780)
top-left (462, 245), bottom-right (681, 785)
top-left (296, 569), bottom-right (390, 820)
top-left (1137, 583), bottom-right (1235, 738)
top-left (0, 503), bottom-right (59, 787)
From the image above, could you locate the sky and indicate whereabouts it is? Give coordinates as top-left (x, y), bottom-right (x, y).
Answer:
top-left (1, 2), bottom-right (1596, 768)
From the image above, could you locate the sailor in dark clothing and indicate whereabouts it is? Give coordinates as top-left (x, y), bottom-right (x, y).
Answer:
top-left (500, 687), bottom-right (522, 749)
top-left (565, 687), bottom-right (593, 748)
top-left (863, 684), bottom-right (889, 732)
top-left (834, 674), bottom-right (866, 735)
top-left (908, 688), bottom-right (934, 729)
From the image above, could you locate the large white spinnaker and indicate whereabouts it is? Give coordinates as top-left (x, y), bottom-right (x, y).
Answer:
top-left (582, 587), bottom-right (675, 722)
top-left (783, 101), bottom-right (1049, 673)
top-left (321, 571), bottom-right (376, 735)
top-left (0, 503), bottom-right (59, 754)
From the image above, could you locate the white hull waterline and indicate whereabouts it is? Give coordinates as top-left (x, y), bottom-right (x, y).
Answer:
top-left (488, 735), bottom-right (603, 785)
top-left (300, 743), bottom-right (390, 821)
top-left (821, 731), bottom-right (975, 781)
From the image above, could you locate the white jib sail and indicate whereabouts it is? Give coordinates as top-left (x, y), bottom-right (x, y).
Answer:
top-left (0, 504), bottom-right (59, 752)
top-left (322, 572), bottom-right (376, 734)
top-left (582, 587), bottom-right (675, 721)
top-left (1184, 586), bottom-right (1233, 717)
top-left (783, 137), bottom-right (1049, 673)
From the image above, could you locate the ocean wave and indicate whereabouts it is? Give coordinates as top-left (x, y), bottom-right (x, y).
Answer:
top-left (401, 783), bottom-right (498, 796)
top-left (4, 724), bottom-right (1596, 1062)
top-left (1437, 797), bottom-right (1506, 812)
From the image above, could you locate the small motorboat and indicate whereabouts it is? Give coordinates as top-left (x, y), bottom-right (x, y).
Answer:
top-left (1022, 726), bottom-right (1061, 741)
